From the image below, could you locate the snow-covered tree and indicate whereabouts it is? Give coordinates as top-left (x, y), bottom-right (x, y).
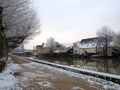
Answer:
top-left (0, 0), bottom-right (40, 49)
top-left (96, 26), bottom-right (115, 56)
top-left (46, 37), bottom-right (56, 53)
top-left (113, 32), bottom-right (120, 47)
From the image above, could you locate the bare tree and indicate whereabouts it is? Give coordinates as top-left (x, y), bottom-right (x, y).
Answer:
top-left (113, 32), bottom-right (120, 47)
top-left (0, 7), bottom-right (8, 58)
top-left (0, 0), bottom-right (40, 58)
top-left (46, 37), bottom-right (56, 53)
top-left (96, 26), bottom-right (115, 56)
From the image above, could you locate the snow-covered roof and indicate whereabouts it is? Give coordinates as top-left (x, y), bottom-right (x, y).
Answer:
top-left (77, 42), bottom-right (97, 48)
top-left (76, 37), bottom-right (114, 48)
top-left (61, 43), bottom-right (73, 48)
top-left (76, 37), bottom-right (98, 48)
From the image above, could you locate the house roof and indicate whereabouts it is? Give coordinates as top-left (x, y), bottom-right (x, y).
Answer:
top-left (76, 37), bottom-right (113, 48)
top-left (77, 42), bottom-right (97, 48)
top-left (43, 43), bottom-right (47, 48)
top-left (61, 43), bottom-right (73, 48)
top-left (36, 45), bottom-right (42, 47)
top-left (80, 37), bottom-right (98, 43)
top-left (76, 37), bottom-right (98, 48)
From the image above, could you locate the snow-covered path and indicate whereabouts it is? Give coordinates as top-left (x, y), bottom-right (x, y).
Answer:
top-left (25, 57), bottom-right (120, 84)
top-left (12, 56), bottom-right (97, 90)
top-left (0, 56), bottom-right (120, 90)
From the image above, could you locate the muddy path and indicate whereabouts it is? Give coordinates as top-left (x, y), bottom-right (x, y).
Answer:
top-left (11, 56), bottom-right (103, 90)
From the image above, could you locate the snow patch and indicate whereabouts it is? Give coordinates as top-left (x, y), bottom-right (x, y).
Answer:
top-left (0, 57), bottom-right (22, 90)
top-left (25, 57), bottom-right (120, 90)
top-left (71, 86), bottom-right (84, 90)
top-left (17, 77), bottom-right (29, 88)
top-left (77, 66), bottom-right (98, 71)
top-left (38, 81), bottom-right (53, 88)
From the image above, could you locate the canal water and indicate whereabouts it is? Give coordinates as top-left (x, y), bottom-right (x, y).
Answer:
top-left (37, 57), bottom-right (120, 75)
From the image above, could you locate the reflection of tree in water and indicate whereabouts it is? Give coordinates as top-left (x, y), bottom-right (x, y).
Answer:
top-left (96, 59), bottom-right (109, 73)
top-left (112, 59), bottom-right (120, 69)
top-left (37, 56), bottom-right (120, 75)
top-left (95, 59), bottom-right (120, 74)
top-left (58, 58), bottom-right (74, 65)
top-left (112, 59), bottom-right (120, 74)
top-left (104, 60), bottom-right (109, 73)
top-left (53, 58), bottom-right (74, 65)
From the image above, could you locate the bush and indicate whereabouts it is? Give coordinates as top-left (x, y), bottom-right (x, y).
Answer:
top-left (0, 61), bottom-right (6, 72)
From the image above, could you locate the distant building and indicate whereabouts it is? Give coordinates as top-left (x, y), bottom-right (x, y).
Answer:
top-left (36, 45), bottom-right (44, 55)
top-left (12, 47), bottom-right (34, 57)
top-left (73, 37), bottom-right (120, 56)
top-left (36, 42), bottom-right (70, 55)
top-left (73, 37), bottom-right (98, 56)
top-left (36, 43), bottom-right (50, 54)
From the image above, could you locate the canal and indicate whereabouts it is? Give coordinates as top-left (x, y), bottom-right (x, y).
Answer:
top-left (37, 57), bottom-right (120, 75)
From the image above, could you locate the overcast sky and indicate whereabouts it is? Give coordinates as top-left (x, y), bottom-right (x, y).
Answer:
top-left (25, 0), bottom-right (120, 49)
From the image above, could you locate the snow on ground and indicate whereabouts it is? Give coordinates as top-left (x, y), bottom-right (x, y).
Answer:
top-left (38, 81), bottom-right (53, 88)
top-left (76, 66), bottom-right (98, 71)
top-left (0, 57), bottom-right (23, 90)
top-left (26, 57), bottom-right (120, 79)
top-left (25, 58), bottom-right (120, 90)
top-left (71, 86), bottom-right (84, 90)
top-left (41, 64), bottom-right (120, 90)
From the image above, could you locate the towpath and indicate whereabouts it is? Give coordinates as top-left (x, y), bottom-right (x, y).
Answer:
top-left (11, 55), bottom-right (105, 90)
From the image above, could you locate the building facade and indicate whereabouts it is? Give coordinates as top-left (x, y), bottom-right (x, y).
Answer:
top-left (36, 42), bottom-right (68, 55)
top-left (73, 37), bottom-right (119, 56)
top-left (73, 37), bottom-right (97, 56)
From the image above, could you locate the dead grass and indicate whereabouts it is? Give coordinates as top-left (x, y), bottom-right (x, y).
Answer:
top-left (11, 56), bottom-right (29, 64)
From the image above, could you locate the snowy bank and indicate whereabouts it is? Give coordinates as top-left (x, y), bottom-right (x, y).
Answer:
top-left (22, 58), bottom-right (120, 90)
top-left (0, 57), bottom-right (22, 90)
top-left (25, 57), bottom-right (120, 85)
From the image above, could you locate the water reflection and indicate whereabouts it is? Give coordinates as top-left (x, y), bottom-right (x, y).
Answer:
top-left (37, 57), bottom-right (120, 75)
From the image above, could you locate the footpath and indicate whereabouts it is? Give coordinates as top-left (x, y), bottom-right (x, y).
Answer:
top-left (11, 55), bottom-right (102, 90)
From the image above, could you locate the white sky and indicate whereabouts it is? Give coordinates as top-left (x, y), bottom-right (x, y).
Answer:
top-left (25, 0), bottom-right (120, 49)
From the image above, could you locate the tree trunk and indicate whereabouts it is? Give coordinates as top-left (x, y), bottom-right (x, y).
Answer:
top-left (105, 36), bottom-right (108, 56)
top-left (0, 7), bottom-right (8, 59)
top-left (0, 7), bottom-right (3, 58)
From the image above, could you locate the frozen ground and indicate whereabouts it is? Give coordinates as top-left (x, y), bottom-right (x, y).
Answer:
top-left (0, 57), bottom-right (22, 90)
top-left (28, 61), bottom-right (120, 90)
top-left (38, 81), bottom-right (53, 87)
top-left (25, 57), bottom-right (120, 90)
top-left (0, 56), bottom-right (120, 90)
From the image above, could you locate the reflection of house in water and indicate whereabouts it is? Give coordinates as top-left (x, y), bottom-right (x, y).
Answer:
top-left (73, 59), bottom-right (96, 67)
top-left (72, 59), bottom-right (120, 75)
top-left (53, 61), bottom-right (68, 65)
top-left (73, 60), bottom-right (87, 66)
top-left (95, 59), bottom-right (120, 75)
